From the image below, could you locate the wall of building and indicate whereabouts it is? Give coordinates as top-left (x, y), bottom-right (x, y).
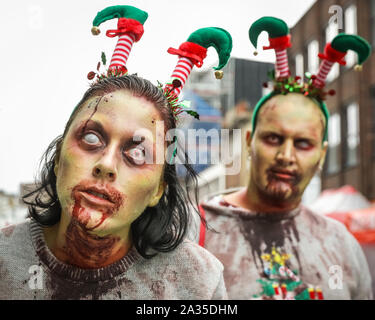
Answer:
top-left (289, 0), bottom-right (375, 200)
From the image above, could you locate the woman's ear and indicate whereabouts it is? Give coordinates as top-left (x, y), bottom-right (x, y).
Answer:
top-left (54, 141), bottom-right (63, 177)
top-left (148, 181), bottom-right (166, 207)
top-left (54, 160), bottom-right (59, 176)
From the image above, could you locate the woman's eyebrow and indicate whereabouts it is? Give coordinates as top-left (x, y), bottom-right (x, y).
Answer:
top-left (83, 119), bottom-right (105, 132)
top-left (76, 119), bottom-right (107, 140)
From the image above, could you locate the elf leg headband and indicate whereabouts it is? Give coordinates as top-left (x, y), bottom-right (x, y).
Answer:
top-left (248, 16), bottom-right (371, 144)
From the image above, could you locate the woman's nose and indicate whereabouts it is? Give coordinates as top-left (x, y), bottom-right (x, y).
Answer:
top-left (92, 146), bottom-right (118, 182)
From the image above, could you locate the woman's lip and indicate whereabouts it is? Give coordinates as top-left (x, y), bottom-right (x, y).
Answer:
top-left (79, 190), bottom-right (115, 207)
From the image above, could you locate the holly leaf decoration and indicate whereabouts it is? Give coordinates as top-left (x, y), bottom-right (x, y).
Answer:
top-left (268, 69), bottom-right (275, 80)
top-left (185, 110), bottom-right (200, 120)
top-left (101, 52), bottom-right (107, 66)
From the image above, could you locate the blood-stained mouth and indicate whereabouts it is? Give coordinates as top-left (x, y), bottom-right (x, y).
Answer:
top-left (72, 182), bottom-right (124, 214)
top-left (70, 182), bottom-right (125, 230)
top-left (80, 189), bottom-right (114, 206)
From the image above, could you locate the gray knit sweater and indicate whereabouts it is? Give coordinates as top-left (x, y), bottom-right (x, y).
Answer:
top-left (0, 218), bottom-right (227, 300)
top-left (195, 194), bottom-right (373, 300)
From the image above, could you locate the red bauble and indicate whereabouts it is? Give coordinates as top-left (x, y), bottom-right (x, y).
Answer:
top-left (328, 89), bottom-right (336, 96)
top-left (87, 71), bottom-right (96, 80)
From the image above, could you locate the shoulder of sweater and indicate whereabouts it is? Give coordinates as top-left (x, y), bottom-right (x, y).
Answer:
top-left (160, 239), bottom-right (224, 273)
top-left (0, 219), bottom-right (31, 244)
top-left (299, 205), bottom-right (354, 237)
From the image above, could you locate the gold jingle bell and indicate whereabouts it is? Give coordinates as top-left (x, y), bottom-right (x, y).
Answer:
top-left (215, 70), bottom-right (224, 80)
top-left (253, 51), bottom-right (258, 56)
top-left (91, 26), bottom-right (101, 36)
top-left (354, 64), bottom-right (363, 72)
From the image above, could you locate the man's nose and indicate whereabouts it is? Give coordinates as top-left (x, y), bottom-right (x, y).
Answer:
top-left (92, 145), bottom-right (118, 182)
top-left (275, 139), bottom-right (296, 166)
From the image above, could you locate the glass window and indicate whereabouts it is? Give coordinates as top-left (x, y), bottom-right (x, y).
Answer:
top-left (326, 113), bottom-right (341, 174)
top-left (308, 40), bottom-right (319, 74)
top-left (346, 102), bottom-right (360, 167)
top-left (325, 21), bottom-right (340, 82)
top-left (295, 54), bottom-right (304, 79)
top-left (345, 5), bottom-right (357, 68)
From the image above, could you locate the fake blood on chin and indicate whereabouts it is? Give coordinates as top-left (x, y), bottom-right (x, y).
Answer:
top-left (71, 180), bottom-right (124, 230)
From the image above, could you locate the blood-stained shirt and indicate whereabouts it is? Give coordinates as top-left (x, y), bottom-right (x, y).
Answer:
top-left (196, 193), bottom-right (373, 300)
top-left (0, 218), bottom-right (227, 300)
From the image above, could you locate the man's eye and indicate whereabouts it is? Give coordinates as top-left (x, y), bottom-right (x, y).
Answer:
top-left (265, 135), bottom-right (281, 144)
top-left (295, 140), bottom-right (312, 150)
top-left (124, 147), bottom-right (146, 165)
top-left (83, 133), bottom-right (101, 145)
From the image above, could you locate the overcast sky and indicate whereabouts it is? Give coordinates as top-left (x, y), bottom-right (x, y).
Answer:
top-left (0, 0), bottom-right (316, 194)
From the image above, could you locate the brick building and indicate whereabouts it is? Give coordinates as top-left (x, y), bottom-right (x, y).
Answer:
top-left (289, 0), bottom-right (375, 200)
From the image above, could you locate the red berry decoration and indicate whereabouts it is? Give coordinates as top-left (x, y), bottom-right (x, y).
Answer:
top-left (87, 71), bottom-right (96, 80)
top-left (263, 82), bottom-right (268, 88)
top-left (328, 89), bottom-right (336, 96)
top-left (172, 79), bottom-right (182, 88)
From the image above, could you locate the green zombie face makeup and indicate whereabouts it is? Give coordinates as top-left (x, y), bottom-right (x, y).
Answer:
top-left (54, 90), bottom-right (166, 238)
top-left (247, 93), bottom-right (327, 208)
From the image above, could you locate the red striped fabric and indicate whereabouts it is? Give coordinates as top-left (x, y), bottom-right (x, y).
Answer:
top-left (166, 57), bottom-right (194, 96)
top-left (275, 49), bottom-right (290, 78)
top-left (109, 33), bottom-right (135, 71)
top-left (313, 60), bottom-right (334, 88)
top-left (114, 45), bottom-right (131, 55)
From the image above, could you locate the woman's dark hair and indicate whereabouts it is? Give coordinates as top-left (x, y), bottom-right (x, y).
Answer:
top-left (23, 74), bottom-right (202, 258)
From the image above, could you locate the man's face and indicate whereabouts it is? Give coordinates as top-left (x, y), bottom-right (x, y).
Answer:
top-left (55, 90), bottom-right (166, 236)
top-left (248, 93), bottom-right (327, 206)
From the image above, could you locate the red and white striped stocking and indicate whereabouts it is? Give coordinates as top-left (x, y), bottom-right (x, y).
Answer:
top-left (166, 56), bottom-right (194, 96)
top-left (275, 48), bottom-right (290, 79)
top-left (108, 33), bottom-right (135, 71)
top-left (313, 60), bottom-right (334, 88)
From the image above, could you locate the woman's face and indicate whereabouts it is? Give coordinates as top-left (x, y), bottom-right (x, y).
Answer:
top-left (55, 90), bottom-right (166, 237)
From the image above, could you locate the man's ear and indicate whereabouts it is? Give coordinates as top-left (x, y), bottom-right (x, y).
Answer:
top-left (318, 141), bottom-right (328, 170)
top-left (246, 129), bottom-right (252, 148)
top-left (148, 181), bottom-right (166, 207)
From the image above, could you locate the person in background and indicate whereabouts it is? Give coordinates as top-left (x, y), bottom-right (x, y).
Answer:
top-left (195, 17), bottom-right (373, 300)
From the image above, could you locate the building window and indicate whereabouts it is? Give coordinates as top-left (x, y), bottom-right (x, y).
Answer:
top-left (345, 102), bottom-right (360, 167)
top-left (345, 5), bottom-right (357, 68)
top-left (307, 40), bottom-right (319, 74)
top-left (295, 54), bottom-right (304, 79)
top-left (325, 20), bottom-right (339, 82)
top-left (326, 113), bottom-right (341, 174)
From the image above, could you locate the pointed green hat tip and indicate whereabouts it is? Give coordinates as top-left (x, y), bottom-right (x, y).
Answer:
top-left (249, 16), bottom-right (289, 48)
top-left (93, 5), bottom-right (148, 27)
top-left (186, 27), bottom-right (232, 70)
top-left (331, 33), bottom-right (371, 65)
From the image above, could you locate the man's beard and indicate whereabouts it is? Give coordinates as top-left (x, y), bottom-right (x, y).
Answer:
top-left (260, 168), bottom-right (302, 205)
